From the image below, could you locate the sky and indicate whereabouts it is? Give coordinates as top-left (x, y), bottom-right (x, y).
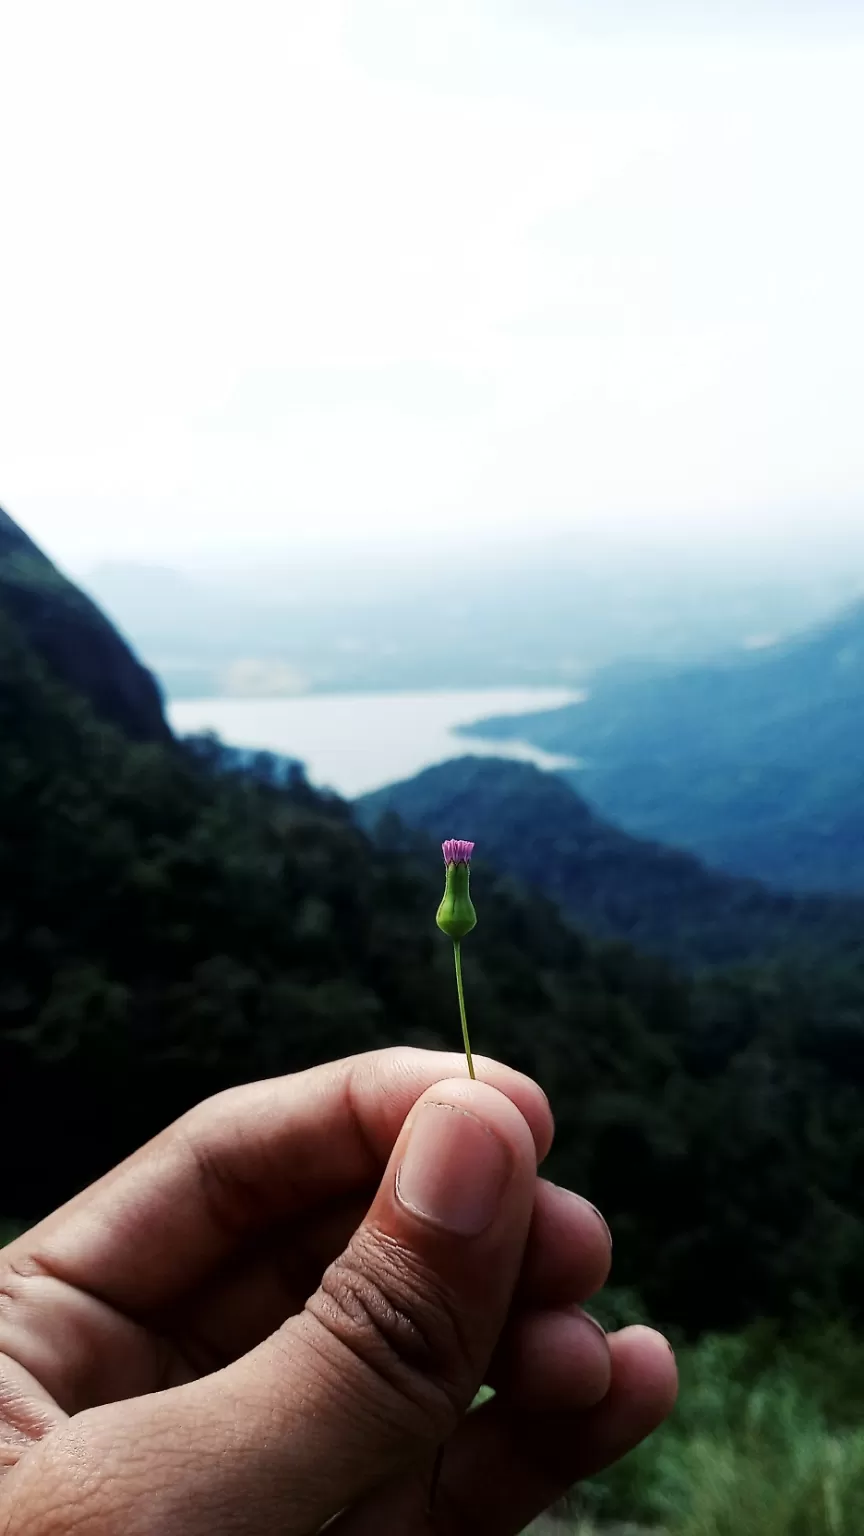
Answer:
top-left (1, 0), bottom-right (863, 570)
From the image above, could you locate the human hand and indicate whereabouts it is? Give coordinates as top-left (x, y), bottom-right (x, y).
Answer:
top-left (0, 1049), bottom-right (676, 1533)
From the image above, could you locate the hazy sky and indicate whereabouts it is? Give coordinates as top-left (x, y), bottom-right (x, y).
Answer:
top-left (2, 0), bottom-right (863, 568)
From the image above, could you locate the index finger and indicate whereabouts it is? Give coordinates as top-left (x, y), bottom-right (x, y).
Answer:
top-left (5, 1049), bottom-right (553, 1314)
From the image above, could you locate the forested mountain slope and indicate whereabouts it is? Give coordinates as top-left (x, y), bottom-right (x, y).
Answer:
top-left (0, 505), bottom-right (169, 742)
top-left (461, 600), bottom-right (864, 893)
top-left (359, 756), bottom-right (864, 969)
top-left (3, 552), bottom-right (864, 1336)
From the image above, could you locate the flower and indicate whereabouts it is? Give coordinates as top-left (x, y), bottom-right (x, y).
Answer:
top-left (437, 838), bottom-right (477, 940)
top-left (442, 838), bottom-right (474, 866)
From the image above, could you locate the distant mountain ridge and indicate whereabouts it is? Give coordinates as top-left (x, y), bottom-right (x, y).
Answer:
top-left (83, 544), bottom-right (864, 701)
top-left (458, 599), bottom-right (864, 894)
top-left (359, 755), bottom-right (864, 969)
top-left (0, 507), bottom-right (169, 742)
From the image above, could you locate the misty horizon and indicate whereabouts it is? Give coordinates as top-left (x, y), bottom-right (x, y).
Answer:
top-left (2, 1), bottom-right (863, 571)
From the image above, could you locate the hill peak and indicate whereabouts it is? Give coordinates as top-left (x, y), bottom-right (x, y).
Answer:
top-left (0, 506), bottom-right (170, 743)
top-left (358, 753), bottom-right (864, 968)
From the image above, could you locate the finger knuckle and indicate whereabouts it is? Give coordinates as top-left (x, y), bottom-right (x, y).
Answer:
top-left (306, 1227), bottom-right (473, 1438)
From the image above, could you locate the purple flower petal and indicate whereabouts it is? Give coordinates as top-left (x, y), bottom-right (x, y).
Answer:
top-left (442, 838), bottom-right (475, 865)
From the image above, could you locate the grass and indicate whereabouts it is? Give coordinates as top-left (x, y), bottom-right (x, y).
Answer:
top-left (0, 1219), bottom-right (28, 1246)
top-left (3, 1220), bottom-right (863, 1534)
top-left (551, 1320), bottom-right (864, 1535)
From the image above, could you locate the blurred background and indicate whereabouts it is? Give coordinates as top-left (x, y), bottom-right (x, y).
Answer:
top-left (3, 3), bottom-right (864, 1531)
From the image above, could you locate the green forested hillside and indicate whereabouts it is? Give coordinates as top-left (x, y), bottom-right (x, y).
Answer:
top-left (461, 600), bottom-right (864, 894)
top-left (359, 756), bottom-right (864, 969)
top-left (4, 595), bottom-right (864, 1338)
top-left (0, 505), bottom-right (169, 742)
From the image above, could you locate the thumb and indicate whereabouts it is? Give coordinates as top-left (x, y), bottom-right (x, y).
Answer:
top-left (227, 1075), bottom-right (539, 1531)
top-left (16, 1078), bottom-right (539, 1536)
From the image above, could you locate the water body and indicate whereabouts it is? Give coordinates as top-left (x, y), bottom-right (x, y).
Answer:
top-left (168, 687), bottom-right (580, 798)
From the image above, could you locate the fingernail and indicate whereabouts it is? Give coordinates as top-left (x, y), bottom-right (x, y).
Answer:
top-left (581, 1310), bottom-right (607, 1341)
top-left (396, 1102), bottom-right (512, 1236)
top-left (587, 1200), bottom-right (613, 1251)
top-left (554, 1186), bottom-right (613, 1250)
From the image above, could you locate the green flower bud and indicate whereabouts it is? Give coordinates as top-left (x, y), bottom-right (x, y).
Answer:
top-left (436, 842), bottom-right (477, 940)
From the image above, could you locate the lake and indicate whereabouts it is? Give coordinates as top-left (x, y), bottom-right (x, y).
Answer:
top-left (168, 687), bottom-right (579, 798)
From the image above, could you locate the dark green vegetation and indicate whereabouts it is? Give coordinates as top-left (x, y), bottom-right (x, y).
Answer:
top-left (4, 520), bottom-right (864, 1347)
top-left (359, 756), bottom-right (864, 970)
top-left (462, 600), bottom-right (864, 895)
top-left (0, 506), bottom-right (168, 743)
top-left (556, 1321), bottom-right (864, 1535)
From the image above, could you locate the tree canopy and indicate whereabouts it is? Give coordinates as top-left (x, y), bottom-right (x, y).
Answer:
top-left (3, 604), bottom-right (864, 1336)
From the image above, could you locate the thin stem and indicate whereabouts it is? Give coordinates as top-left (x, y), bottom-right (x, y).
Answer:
top-left (453, 939), bottom-right (475, 1080)
top-left (429, 940), bottom-right (474, 1511)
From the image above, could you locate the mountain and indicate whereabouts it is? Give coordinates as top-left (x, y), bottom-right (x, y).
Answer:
top-left (0, 507), bottom-right (169, 742)
top-left (5, 556), bottom-right (864, 1335)
top-left (459, 600), bottom-right (864, 895)
top-left (358, 756), bottom-right (864, 969)
top-left (0, 593), bottom-right (690, 1316)
top-left (83, 540), bottom-right (863, 700)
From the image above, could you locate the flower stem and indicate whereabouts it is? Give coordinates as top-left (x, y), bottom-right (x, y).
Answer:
top-left (453, 939), bottom-right (475, 1080)
top-left (429, 940), bottom-right (475, 1511)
